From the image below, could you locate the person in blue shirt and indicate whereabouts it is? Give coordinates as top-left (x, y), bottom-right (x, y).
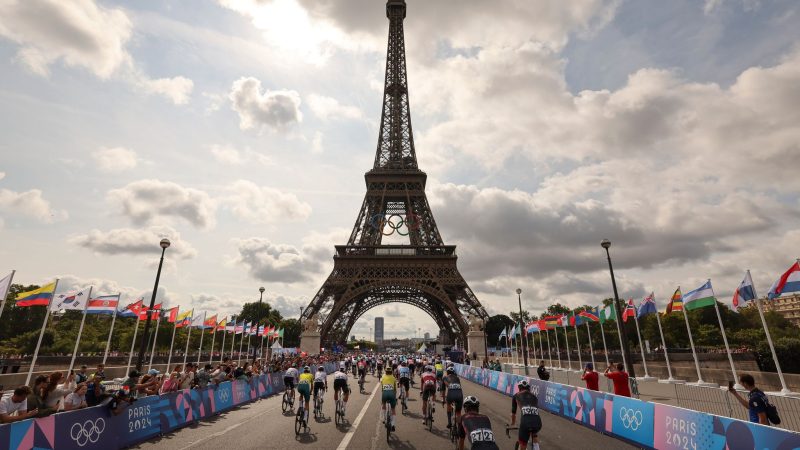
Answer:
top-left (728, 373), bottom-right (769, 425)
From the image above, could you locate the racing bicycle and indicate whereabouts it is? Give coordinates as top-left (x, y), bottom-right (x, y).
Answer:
top-left (398, 383), bottom-right (407, 413)
top-left (383, 404), bottom-right (393, 443)
top-left (294, 403), bottom-right (307, 435)
top-left (313, 387), bottom-right (324, 419)
top-left (423, 393), bottom-right (435, 432)
top-left (358, 374), bottom-right (365, 393)
top-left (282, 386), bottom-right (294, 413)
top-left (505, 424), bottom-right (533, 450)
top-left (335, 387), bottom-right (346, 426)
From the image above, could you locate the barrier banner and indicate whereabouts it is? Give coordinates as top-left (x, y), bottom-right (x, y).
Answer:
top-left (570, 386), bottom-right (613, 433)
top-left (158, 389), bottom-right (193, 433)
top-left (271, 373), bottom-right (284, 395)
top-left (190, 387), bottom-right (213, 421)
top-left (7, 415), bottom-right (55, 450)
top-left (214, 381), bottom-right (235, 412)
top-left (232, 379), bottom-right (252, 405)
top-left (55, 406), bottom-right (115, 450)
top-left (612, 395), bottom-right (654, 448)
top-left (115, 394), bottom-right (162, 448)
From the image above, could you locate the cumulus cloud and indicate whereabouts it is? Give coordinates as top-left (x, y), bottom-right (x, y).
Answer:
top-left (306, 93), bottom-right (364, 121)
top-left (0, 0), bottom-right (193, 104)
top-left (0, 187), bottom-right (68, 223)
top-left (107, 179), bottom-right (216, 230)
top-left (210, 145), bottom-right (272, 166)
top-left (224, 180), bottom-right (312, 224)
top-left (69, 225), bottom-right (198, 259)
top-left (92, 147), bottom-right (138, 172)
top-left (229, 77), bottom-right (302, 130)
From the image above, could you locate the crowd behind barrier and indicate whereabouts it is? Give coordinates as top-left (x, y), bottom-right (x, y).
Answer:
top-left (0, 362), bottom-right (337, 450)
top-left (453, 363), bottom-right (800, 450)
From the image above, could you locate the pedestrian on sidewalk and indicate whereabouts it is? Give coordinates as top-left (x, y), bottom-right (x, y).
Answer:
top-left (604, 363), bottom-right (630, 397)
top-left (728, 373), bottom-right (773, 426)
top-left (582, 363), bottom-right (599, 391)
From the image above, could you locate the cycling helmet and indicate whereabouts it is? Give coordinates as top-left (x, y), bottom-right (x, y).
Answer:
top-left (303, 366), bottom-right (310, 372)
top-left (446, 367), bottom-right (455, 374)
top-left (317, 366), bottom-right (325, 371)
top-left (463, 396), bottom-right (479, 408)
top-left (340, 362), bottom-right (346, 369)
top-left (518, 380), bottom-right (530, 389)
top-left (425, 365), bottom-right (433, 372)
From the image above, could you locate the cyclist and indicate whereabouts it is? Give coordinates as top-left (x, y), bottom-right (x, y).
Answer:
top-left (510, 380), bottom-right (542, 450)
top-left (297, 366), bottom-right (314, 423)
top-left (458, 396), bottom-right (499, 450)
top-left (376, 357), bottom-right (384, 376)
top-left (284, 365), bottom-right (299, 401)
top-left (333, 363), bottom-right (350, 415)
top-left (443, 367), bottom-right (464, 429)
top-left (407, 359), bottom-right (415, 381)
top-left (380, 366), bottom-right (398, 431)
top-left (313, 366), bottom-right (328, 408)
top-left (397, 361), bottom-right (411, 409)
top-left (357, 358), bottom-right (367, 382)
top-left (434, 359), bottom-right (445, 403)
top-left (420, 365), bottom-right (437, 420)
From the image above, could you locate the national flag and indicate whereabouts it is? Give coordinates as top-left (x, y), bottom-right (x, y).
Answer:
top-left (86, 295), bottom-right (120, 315)
top-left (622, 299), bottom-right (636, 322)
top-left (249, 323), bottom-right (257, 336)
top-left (225, 322), bottom-right (235, 333)
top-left (542, 316), bottom-right (560, 329)
top-left (557, 315), bottom-right (570, 327)
top-left (278, 328), bottom-right (284, 338)
top-left (498, 327), bottom-right (507, 339)
top-left (175, 310), bottom-right (193, 328)
top-left (578, 308), bottom-right (599, 322)
top-left (768, 261), bottom-right (800, 300)
top-left (51, 287), bottom-right (92, 311)
top-left (666, 288), bottom-right (683, 314)
top-left (272, 327), bottom-right (280, 338)
top-left (120, 299), bottom-right (145, 317)
top-left (163, 307), bottom-right (179, 323)
top-left (683, 280), bottom-right (717, 311)
top-left (258, 324), bottom-right (265, 336)
top-left (190, 312), bottom-right (205, 328)
top-left (217, 318), bottom-right (227, 331)
top-left (732, 271), bottom-right (756, 309)
top-left (599, 304), bottom-right (616, 323)
top-left (526, 321), bottom-right (540, 333)
top-left (0, 272), bottom-right (13, 298)
top-left (138, 303), bottom-right (162, 320)
top-left (203, 314), bottom-right (218, 329)
top-left (235, 322), bottom-right (244, 334)
top-left (15, 282), bottom-right (57, 307)
top-left (638, 293), bottom-right (658, 318)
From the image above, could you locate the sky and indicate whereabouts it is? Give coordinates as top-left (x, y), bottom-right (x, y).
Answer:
top-left (1, 0), bottom-right (799, 341)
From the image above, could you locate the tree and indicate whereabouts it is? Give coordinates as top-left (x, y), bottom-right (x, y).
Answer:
top-left (281, 318), bottom-right (301, 347)
top-left (485, 314), bottom-right (513, 346)
top-left (508, 310), bottom-right (531, 324)
top-left (238, 301), bottom-right (282, 325)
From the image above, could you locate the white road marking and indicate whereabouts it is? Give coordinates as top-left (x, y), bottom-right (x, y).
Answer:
top-left (175, 400), bottom-right (279, 450)
top-left (336, 380), bottom-right (381, 450)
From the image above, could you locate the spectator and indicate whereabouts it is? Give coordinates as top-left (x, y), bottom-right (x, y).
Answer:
top-left (604, 363), bottom-right (631, 397)
top-left (179, 364), bottom-right (195, 389)
top-left (537, 361), bottom-right (550, 381)
top-left (92, 363), bottom-right (106, 381)
top-left (582, 363), bottom-right (599, 391)
top-left (196, 364), bottom-right (212, 388)
top-left (160, 372), bottom-right (180, 394)
top-left (138, 375), bottom-right (160, 396)
top-left (729, 373), bottom-right (771, 425)
top-left (0, 386), bottom-right (37, 423)
top-left (123, 370), bottom-right (158, 397)
top-left (107, 390), bottom-right (135, 416)
top-left (44, 371), bottom-right (76, 410)
top-left (64, 384), bottom-right (88, 411)
top-left (27, 375), bottom-right (56, 417)
top-left (75, 365), bottom-right (89, 384)
top-left (85, 375), bottom-right (108, 407)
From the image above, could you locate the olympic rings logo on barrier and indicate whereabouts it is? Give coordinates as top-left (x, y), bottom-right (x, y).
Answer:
top-left (70, 418), bottom-right (105, 447)
top-left (368, 211), bottom-right (421, 236)
top-left (217, 388), bottom-right (230, 402)
top-left (619, 407), bottom-right (643, 430)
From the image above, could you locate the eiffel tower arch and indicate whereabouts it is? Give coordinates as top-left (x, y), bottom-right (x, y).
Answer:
top-left (301, 0), bottom-right (488, 352)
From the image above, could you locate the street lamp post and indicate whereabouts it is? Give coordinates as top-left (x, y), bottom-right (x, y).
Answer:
top-left (601, 239), bottom-right (636, 379)
top-left (258, 287), bottom-right (265, 361)
top-left (136, 238), bottom-right (170, 372)
top-left (516, 288), bottom-right (529, 375)
top-left (259, 287), bottom-right (265, 304)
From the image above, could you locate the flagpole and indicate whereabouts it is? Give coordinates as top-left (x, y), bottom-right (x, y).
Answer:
top-left (553, 325), bottom-right (561, 369)
top-left (530, 330), bottom-right (536, 363)
top-left (148, 312), bottom-right (161, 371)
top-left (545, 329), bottom-right (552, 367)
top-left (574, 320), bottom-right (583, 371)
top-left (127, 314), bottom-right (142, 376)
top-left (680, 289), bottom-right (708, 385)
top-left (219, 320), bottom-right (227, 364)
top-left (209, 322), bottom-right (217, 365)
top-left (238, 323), bottom-right (245, 365)
top-left (598, 320), bottom-right (610, 367)
top-left (259, 324), bottom-right (266, 363)
top-left (183, 313), bottom-right (193, 367)
top-left (563, 323), bottom-right (572, 371)
top-left (0, 270), bottom-right (16, 320)
top-left (653, 297), bottom-right (678, 382)
top-left (196, 312), bottom-right (206, 365)
top-left (68, 286), bottom-right (93, 375)
top-left (537, 331), bottom-right (545, 365)
top-left (26, 279), bottom-right (59, 385)
top-left (102, 294), bottom-right (120, 366)
top-left (632, 308), bottom-right (654, 381)
top-left (585, 321), bottom-right (596, 368)
top-left (710, 281), bottom-right (738, 388)
top-left (166, 307), bottom-right (179, 373)
top-left (751, 272), bottom-right (791, 395)
top-left (230, 318), bottom-right (238, 363)
top-left (246, 328), bottom-right (252, 362)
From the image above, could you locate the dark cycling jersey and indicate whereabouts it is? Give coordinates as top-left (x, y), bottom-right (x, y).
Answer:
top-left (512, 391), bottom-right (542, 443)
top-left (459, 412), bottom-right (500, 450)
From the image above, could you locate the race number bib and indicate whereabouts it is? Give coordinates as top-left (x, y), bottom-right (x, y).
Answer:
top-left (469, 428), bottom-right (495, 443)
top-left (449, 383), bottom-right (462, 390)
top-left (521, 406), bottom-right (539, 416)
top-left (382, 384), bottom-right (394, 391)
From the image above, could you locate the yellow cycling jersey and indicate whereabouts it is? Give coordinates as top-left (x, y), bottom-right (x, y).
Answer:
top-left (298, 373), bottom-right (314, 385)
top-left (380, 375), bottom-right (397, 391)
top-left (434, 363), bottom-right (443, 372)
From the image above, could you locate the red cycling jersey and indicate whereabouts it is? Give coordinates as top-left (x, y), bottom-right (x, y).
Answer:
top-left (421, 372), bottom-right (437, 389)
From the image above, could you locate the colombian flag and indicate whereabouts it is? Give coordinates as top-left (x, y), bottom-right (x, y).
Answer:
top-left (175, 310), bottom-right (193, 328)
top-left (666, 288), bottom-right (683, 314)
top-left (16, 282), bottom-right (57, 307)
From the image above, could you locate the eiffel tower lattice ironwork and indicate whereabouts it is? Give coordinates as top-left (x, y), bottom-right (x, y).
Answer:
top-left (301, 0), bottom-right (488, 348)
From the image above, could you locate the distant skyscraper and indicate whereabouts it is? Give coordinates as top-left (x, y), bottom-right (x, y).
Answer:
top-left (375, 317), bottom-right (384, 343)
top-left (424, 332), bottom-right (430, 341)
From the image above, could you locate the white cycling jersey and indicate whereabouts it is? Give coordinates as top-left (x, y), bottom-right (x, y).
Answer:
top-left (314, 371), bottom-right (327, 382)
top-left (333, 371), bottom-right (348, 380)
top-left (285, 368), bottom-right (298, 379)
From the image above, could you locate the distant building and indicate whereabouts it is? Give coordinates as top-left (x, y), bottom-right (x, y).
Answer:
top-left (375, 317), bottom-right (384, 343)
top-left (424, 332), bottom-right (430, 341)
top-left (762, 294), bottom-right (800, 328)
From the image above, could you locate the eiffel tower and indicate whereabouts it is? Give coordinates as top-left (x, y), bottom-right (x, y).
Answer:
top-left (301, 0), bottom-right (488, 351)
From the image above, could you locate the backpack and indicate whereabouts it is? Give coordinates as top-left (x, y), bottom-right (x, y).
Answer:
top-left (752, 390), bottom-right (781, 425)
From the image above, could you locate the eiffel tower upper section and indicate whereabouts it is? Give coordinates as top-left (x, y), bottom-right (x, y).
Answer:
top-left (346, 0), bottom-right (444, 249)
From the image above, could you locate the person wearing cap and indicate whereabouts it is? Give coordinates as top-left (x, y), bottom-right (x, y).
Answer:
top-left (297, 366), bottom-right (314, 423)
top-left (457, 396), bottom-right (499, 450)
top-left (123, 370), bottom-right (158, 398)
top-left (511, 380), bottom-right (542, 450)
top-left (443, 367), bottom-right (464, 430)
top-left (179, 363), bottom-right (195, 389)
top-left (75, 365), bottom-right (89, 384)
top-left (582, 363), bottom-right (599, 391)
top-left (108, 389), bottom-right (135, 416)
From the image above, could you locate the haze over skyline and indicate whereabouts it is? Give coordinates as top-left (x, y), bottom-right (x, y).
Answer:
top-left (1, 0), bottom-right (799, 338)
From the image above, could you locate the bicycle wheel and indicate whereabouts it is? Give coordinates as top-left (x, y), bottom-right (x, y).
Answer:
top-left (335, 401), bottom-right (342, 426)
top-left (385, 410), bottom-right (391, 443)
top-left (282, 393), bottom-right (289, 412)
top-left (427, 403), bottom-right (433, 432)
top-left (295, 408), bottom-right (303, 435)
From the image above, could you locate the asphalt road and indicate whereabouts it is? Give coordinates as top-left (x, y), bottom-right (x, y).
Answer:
top-left (133, 372), bottom-right (635, 450)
